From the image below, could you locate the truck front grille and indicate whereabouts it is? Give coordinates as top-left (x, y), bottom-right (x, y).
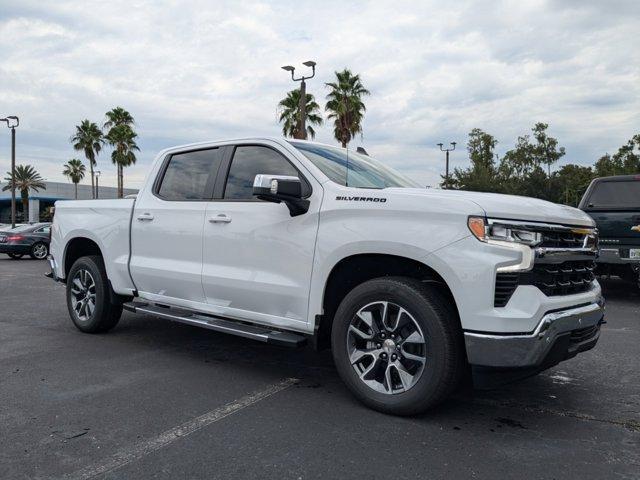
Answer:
top-left (522, 260), bottom-right (596, 297)
top-left (539, 230), bottom-right (587, 249)
top-left (494, 260), bottom-right (596, 307)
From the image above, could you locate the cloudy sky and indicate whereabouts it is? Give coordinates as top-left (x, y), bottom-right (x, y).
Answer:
top-left (0, 0), bottom-right (638, 189)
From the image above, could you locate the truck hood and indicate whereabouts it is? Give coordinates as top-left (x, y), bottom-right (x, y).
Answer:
top-left (388, 188), bottom-right (595, 227)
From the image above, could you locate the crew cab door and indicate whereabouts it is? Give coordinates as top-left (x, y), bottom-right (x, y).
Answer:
top-left (202, 143), bottom-right (321, 330)
top-left (129, 147), bottom-right (224, 307)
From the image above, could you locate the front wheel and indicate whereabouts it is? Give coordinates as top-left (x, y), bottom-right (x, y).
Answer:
top-left (30, 242), bottom-right (48, 260)
top-left (66, 255), bottom-right (122, 333)
top-left (331, 277), bottom-right (464, 415)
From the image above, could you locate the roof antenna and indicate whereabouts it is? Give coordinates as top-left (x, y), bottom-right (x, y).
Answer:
top-left (356, 146), bottom-right (369, 156)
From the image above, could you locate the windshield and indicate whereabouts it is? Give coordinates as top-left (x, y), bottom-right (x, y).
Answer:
top-left (587, 180), bottom-right (640, 208)
top-left (289, 141), bottom-right (419, 189)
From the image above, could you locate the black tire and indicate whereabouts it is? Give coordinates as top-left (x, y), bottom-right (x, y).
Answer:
top-left (7, 253), bottom-right (23, 259)
top-left (66, 255), bottom-right (122, 333)
top-left (29, 242), bottom-right (48, 260)
top-left (331, 277), bottom-right (464, 416)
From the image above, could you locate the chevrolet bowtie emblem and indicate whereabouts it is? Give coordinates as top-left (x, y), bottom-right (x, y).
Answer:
top-left (632, 225), bottom-right (640, 233)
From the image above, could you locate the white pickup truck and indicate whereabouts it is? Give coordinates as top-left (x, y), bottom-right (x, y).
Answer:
top-left (49, 137), bottom-right (604, 415)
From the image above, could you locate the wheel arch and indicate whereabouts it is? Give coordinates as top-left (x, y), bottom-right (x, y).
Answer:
top-left (314, 253), bottom-right (461, 350)
top-left (63, 236), bottom-right (104, 279)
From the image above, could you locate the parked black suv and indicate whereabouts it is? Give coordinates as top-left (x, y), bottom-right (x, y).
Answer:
top-left (579, 175), bottom-right (640, 286)
top-left (0, 223), bottom-right (51, 260)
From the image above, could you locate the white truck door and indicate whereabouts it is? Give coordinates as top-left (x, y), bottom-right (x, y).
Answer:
top-left (202, 144), bottom-right (320, 330)
top-left (130, 147), bottom-right (223, 307)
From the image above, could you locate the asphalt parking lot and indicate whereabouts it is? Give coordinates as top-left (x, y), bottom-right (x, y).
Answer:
top-left (1, 257), bottom-right (639, 480)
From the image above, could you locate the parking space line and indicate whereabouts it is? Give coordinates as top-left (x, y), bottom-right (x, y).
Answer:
top-left (61, 377), bottom-right (299, 480)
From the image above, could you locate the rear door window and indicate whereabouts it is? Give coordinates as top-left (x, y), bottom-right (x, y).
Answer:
top-left (157, 148), bottom-right (222, 200)
top-left (586, 180), bottom-right (640, 208)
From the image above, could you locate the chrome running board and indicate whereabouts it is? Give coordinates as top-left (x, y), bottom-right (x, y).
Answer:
top-left (123, 302), bottom-right (307, 348)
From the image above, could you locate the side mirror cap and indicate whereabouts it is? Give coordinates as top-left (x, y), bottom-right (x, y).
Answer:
top-left (253, 174), bottom-right (302, 198)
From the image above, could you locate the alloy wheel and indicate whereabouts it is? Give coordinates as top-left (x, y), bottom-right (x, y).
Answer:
top-left (32, 243), bottom-right (47, 259)
top-left (70, 269), bottom-right (97, 322)
top-left (347, 301), bottom-right (427, 394)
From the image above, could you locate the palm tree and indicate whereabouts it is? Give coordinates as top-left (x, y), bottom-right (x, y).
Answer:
top-left (104, 106), bottom-right (135, 131)
top-left (104, 107), bottom-right (137, 198)
top-left (325, 69), bottom-right (370, 148)
top-left (105, 124), bottom-right (139, 198)
top-left (62, 158), bottom-right (86, 199)
top-left (2, 165), bottom-right (46, 222)
top-left (71, 120), bottom-right (103, 199)
top-left (277, 89), bottom-right (323, 139)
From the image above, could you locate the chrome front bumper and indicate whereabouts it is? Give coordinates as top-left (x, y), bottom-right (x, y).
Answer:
top-left (464, 301), bottom-right (604, 368)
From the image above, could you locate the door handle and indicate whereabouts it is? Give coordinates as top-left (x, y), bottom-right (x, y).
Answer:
top-left (137, 213), bottom-right (154, 221)
top-left (209, 214), bottom-right (232, 224)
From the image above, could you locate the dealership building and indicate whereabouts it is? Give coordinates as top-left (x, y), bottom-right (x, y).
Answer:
top-left (0, 181), bottom-right (137, 224)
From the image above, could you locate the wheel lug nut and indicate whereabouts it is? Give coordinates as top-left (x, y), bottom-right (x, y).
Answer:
top-left (380, 333), bottom-right (385, 338)
top-left (381, 353), bottom-right (387, 359)
top-left (376, 343), bottom-right (381, 349)
top-left (391, 354), bottom-right (397, 360)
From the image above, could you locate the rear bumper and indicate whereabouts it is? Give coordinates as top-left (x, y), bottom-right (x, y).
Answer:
top-left (464, 301), bottom-right (604, 369)
top-left (45, 255), bottom-right (62, 282)
top-left (0, 244), bottom-right (31, 254)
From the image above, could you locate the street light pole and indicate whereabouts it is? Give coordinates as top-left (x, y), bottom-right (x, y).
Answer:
top-left (437, 141), bottom-right (456, 189)
top-left (281, 61), bottom-right (316, 140)
top-left (95, 171), bottom-right (101, 199)
top-left (1, 116), bottom-right (19, 227)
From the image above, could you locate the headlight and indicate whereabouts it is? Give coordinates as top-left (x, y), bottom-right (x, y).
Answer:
top-left (468, 216), bottom-right (537, 272)
top-left (468, 217), bottom-right (542, 246)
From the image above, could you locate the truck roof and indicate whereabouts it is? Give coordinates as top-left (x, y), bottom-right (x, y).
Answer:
top-left (589, 174), bottom-right (640, 182)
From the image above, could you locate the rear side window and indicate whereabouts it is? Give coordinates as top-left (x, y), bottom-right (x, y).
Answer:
top-left (223, 146), bottom-right (305, 200)
top-left (157, 148), bottom-right (221, 200)
top-left (587, 180), bottom-right (640, 208)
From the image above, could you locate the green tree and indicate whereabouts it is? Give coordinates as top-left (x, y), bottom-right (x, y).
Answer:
top-left (593, 135), bottom-right (640, 177)
top-left (104, 107), bottom-right (138, 198)
top-left (2, 165), bottom-right (46, 221)
top-left (71, 120), bottom-right (103, 199)
top-left (62, 158), bottom-right (86, 199)
top-left (550, 164), bottom-right (594, 206)
top-left (104, 106), bottom-right (134, 131)
top-left (448, 128), bottom-right (499, 191)
top-left (105, 124), bottom-right (139, 198)
top-left (531, 122), bottom-right (566, 178)
top-left (498, 123), bottom-right (565, 200)
top-left (277, 89), bottom-right (323, 139)
top-left (593, 153), bottom-right (619, 177)
top-left (325, 69), bottom-right (370, 147)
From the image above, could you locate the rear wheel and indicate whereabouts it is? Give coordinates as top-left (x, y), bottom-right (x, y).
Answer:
top-left (331, 277), bottom-right (464, 415)
top-left (66, 255), bottom-right (122, 333)
top-left (7, 253), bottom-right (23, 259)
top-left (30, 242), bottom-right (48, 260)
